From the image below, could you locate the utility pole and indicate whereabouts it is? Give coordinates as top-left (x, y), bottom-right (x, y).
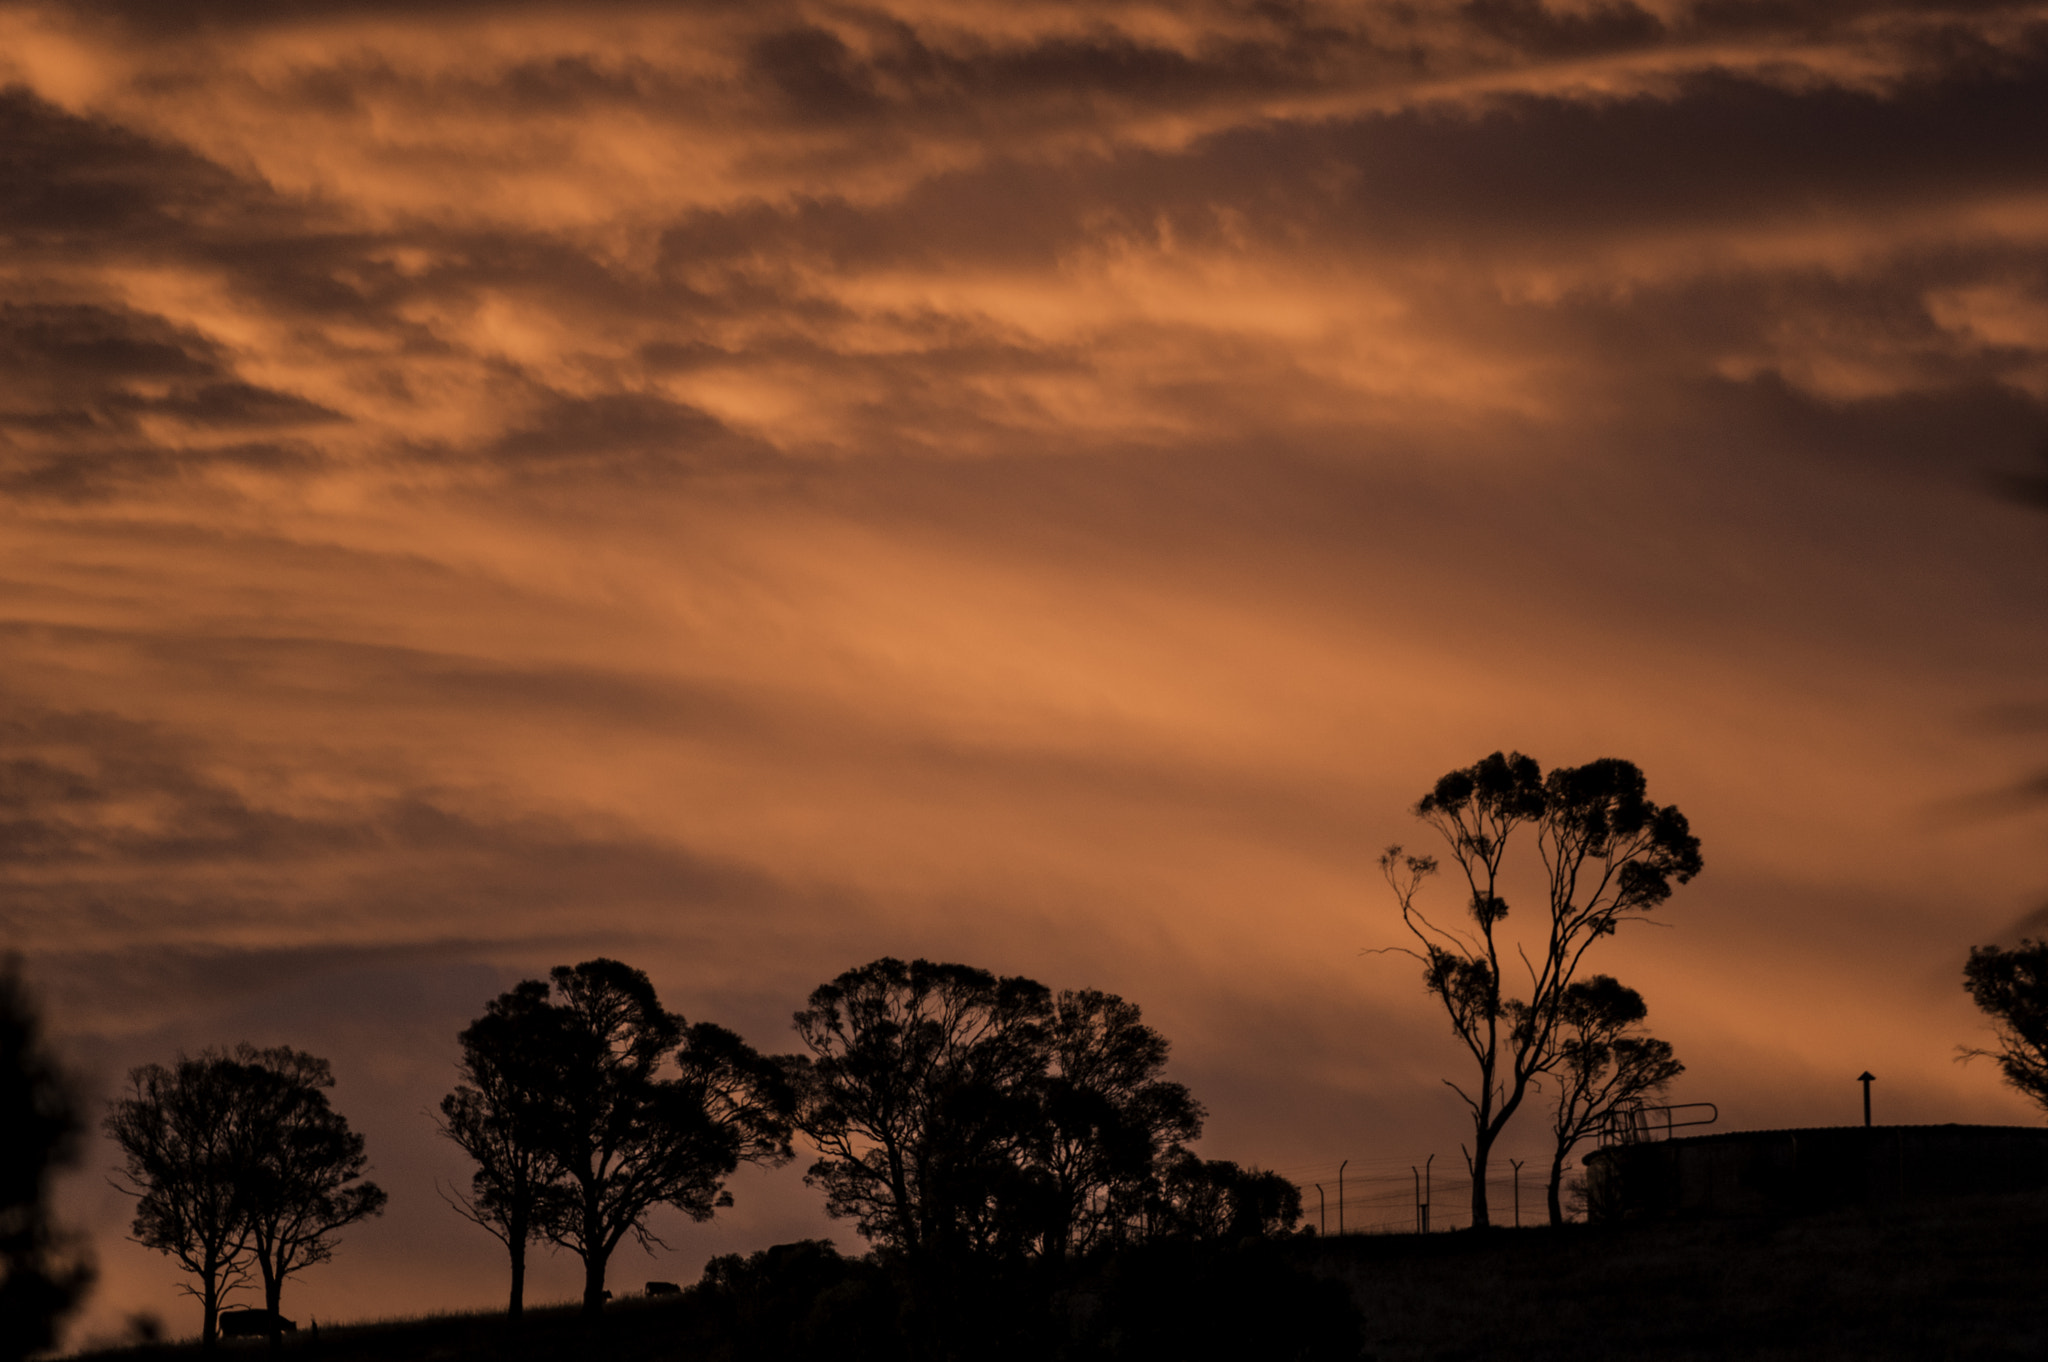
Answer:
top-left (1509, 1158), bottom-right (1524, 1228)
top-left (1315, 1183), bottom-right (1326, 1236)
top-left (1337, 1160), bottom-right (1348, 1236)
top-left (1859, 1071), bottom-right (1876, 1127)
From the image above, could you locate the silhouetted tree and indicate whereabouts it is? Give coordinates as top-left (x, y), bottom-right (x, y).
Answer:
top-left (791, 958), bottom-right (1053, 1263)
top-left (107, 1047), bottom-right (382, 1347)
top-left (438, 980), bottom-right (561, 1318)
top-left (525, 959), bottom-right (794, 1317)
top-left (232, 1047), bottom-right (386, 1338)
top-left (0, 960), bottom-right (90, 1362)
top-left (106, 1051), bottom-right (259, 1347)
top-left (1962, 939), bottom-right (2048, 1111)
top-left (1036, 989), bottom-right (1204, 1262)
top-left (1382, 751), bottom-right (1701, 1228)
top-left (1145, 1150), bottom-right (1301, 1241)
top-left (1543, 975), bottom-right (1682, 1225)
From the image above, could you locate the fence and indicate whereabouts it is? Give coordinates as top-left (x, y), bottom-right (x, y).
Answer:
top-left (1277, 1156), bottom-right (1559, 1234)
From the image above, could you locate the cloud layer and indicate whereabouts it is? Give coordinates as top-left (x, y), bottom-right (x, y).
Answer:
top-left (3, 0), bottom-right (2047, 1344)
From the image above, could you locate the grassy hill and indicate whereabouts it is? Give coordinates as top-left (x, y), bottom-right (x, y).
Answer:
top-left (65, 1190), bottom-right (2048, 1362)
top-left (1314, 1189), bottom-right (2048, 1361)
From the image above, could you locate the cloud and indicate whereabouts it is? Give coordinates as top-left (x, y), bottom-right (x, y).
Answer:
top-left (5, 0), bottom-right (2048, 1344)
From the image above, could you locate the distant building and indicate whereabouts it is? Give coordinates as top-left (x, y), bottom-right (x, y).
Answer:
top-left (1582, 1125), bottom-right (2048, 1221)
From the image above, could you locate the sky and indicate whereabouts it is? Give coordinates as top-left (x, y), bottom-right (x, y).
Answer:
top-left (3, 0), bottom-right (2047, 1346)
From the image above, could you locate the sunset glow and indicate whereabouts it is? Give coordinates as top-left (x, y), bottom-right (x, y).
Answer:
top-left (4, 0), bottom-right (2047, 1345)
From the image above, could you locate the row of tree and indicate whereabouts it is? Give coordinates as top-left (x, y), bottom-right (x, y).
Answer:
top-left (65, 747), bottom-right (2048, 1351)
top-left (439, 956), bottom-right (1299, 1320)
top-left (104, 956), bottom-right (1299, 1345)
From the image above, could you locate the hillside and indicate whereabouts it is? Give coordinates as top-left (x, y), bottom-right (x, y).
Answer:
top-left (1314, 1189), bottom-right (2048, 1361)
top-left (64, 1190), bottom-right (2048, 1362)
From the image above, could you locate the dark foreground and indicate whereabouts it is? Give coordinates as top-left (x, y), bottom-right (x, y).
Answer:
top-left (69, 1191), bottom-right (2048, 1362)
top-left (1322, 1189), bottom-right (2048, 1361)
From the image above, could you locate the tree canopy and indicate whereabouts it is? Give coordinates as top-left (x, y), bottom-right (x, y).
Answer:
top-left (1543, 975), bottom-right (1682, 1225)
top-left (105, 1045), bottom-right (381, 1345)
top-left (438, 980), bottom-right (562, 1318)
top-left (230, 1048), bottom-right (386, 1331)
top-left (1962, 939), bottom-right (2048, 1111)
top-left (791, 956), bottom-right (1269, 1275)
top-left (439, 959), bottom-right (794, 1318)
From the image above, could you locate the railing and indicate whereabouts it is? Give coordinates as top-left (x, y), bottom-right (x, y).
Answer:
top-left (1596, 1100), bottom-right (1719, 1147)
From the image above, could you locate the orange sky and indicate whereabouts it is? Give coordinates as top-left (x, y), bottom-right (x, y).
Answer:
top-left (4, 0), bottom-right (2048, 1346)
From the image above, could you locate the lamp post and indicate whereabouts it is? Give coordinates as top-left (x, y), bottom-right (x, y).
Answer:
top-left (1859, 1071), bottom-right (1876, 1127)
top-left (1337, 1160), bottom-right (1348, 1236)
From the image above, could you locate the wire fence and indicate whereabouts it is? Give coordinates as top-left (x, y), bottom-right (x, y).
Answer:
top-left (1276, 1157), bottom-right (1563, 1235)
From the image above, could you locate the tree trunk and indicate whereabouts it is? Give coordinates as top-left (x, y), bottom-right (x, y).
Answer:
top-left (1468, 1130), bottom-right (1495, 1229)
top-left (1547, 1150), bottom-right (1567, 1226)
top-left (260, 1254), bottom-right (283, 1351)
top-left (581, 1252), bottom-right (609, 1318)
top-left (507, 1203), bottom-right (527, 1319)
top-left (200, 1265), bottom-right (222, 1349)
top-left (508, 1237), bottom-right (526, 1319)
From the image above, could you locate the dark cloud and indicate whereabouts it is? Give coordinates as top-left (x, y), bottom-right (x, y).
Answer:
top-left (485, 390), bottom-right (769, 473)
top-left (0, 85), bottom-right (249, 245)
top-left (1461, 0), bottom-right (1665, 54)
top-left (0, 303), bottom-right (341, 497)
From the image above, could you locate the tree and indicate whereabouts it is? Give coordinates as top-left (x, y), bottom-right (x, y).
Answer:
top-left (1036, 989), bottom-right (1204, 1262)
top-left (107, 1047), bottom-right (382, 1347)
top-left (106, 1052), bottom-right (258, 1347)
top-left (1542, 975), bottom-right (1682, 1225)
top-left (523, 959), bottom-right (793, 1317)
top-left (438, 980), bottom-right (560, 1318)
top-left (1381, 751), bottom-right (1701, 1228)
top-left (0, 959), bottom-right (91, 1362)
top-left (791, 957), bottom-right (1053, 1263)
top-left (231, 1047), bottom-right (386, 1336)
top-left (791, 958), bottom-right (1214, 1276)
top-left (1961, 939), bottom-right (2048, 1111)
top-left (1145, 1151), bottom-right (1302, 1242)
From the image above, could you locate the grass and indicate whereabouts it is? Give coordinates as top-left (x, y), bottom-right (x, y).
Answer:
top-left (68, 1296), bottom-right (702, 1362)
top-left (66, 1191), bottom-right (2048, 1361)
top-left (1306, 1189), bottom-right (2048, 1361)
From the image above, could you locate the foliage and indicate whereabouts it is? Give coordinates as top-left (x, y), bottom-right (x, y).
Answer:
top-left (790, 958), bottom-right (1054, 1260)
top-left (437, 980), bottom-right (562, 1318)
top-left (1543, 975), bottom-right (1682, 1224)
top-left (1037, 989), bottom-right (1205, 1261)
top-left (444, 958), bottom-right (795, 1318)
top-left (1145, 1151), bottom-right (1302, 1242)
top-left (106, 1045), bottom-right (381, 1345)
top-left (230, 1047), bottom-right (387, 1328)
top-left (1382, 750), bottom-right (1701, 1227)
top-left (1961, 939), bottom-right (2048, 1111)
top-left (0, 960), bottom-right (91, 1362)
top-left (691, 1240), bottom-right (895, 1362)
top-left (107, 1053), bottom-right (259, 1346)
top-left (791, 957), bottom-right (1225, 1275)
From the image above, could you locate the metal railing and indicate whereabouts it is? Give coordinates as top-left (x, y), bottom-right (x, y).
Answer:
top-left (1596, 1100), bottom-right (1718, 1147)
